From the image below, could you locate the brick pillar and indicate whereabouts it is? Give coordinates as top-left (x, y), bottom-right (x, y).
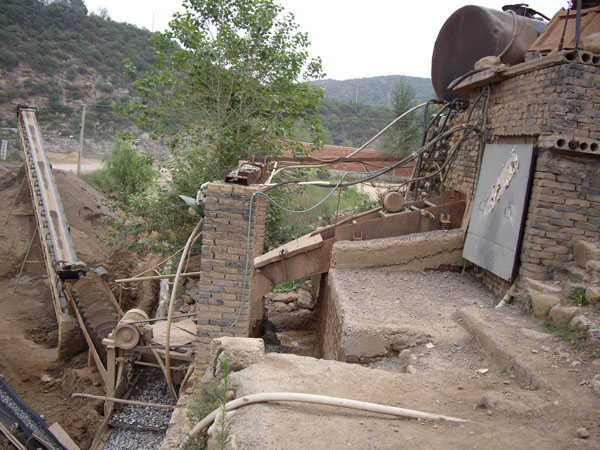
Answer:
top-left (194, 182), bottom-right (266, 371)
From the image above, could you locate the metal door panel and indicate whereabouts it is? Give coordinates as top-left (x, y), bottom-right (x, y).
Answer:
top-left (463, 144), bottom-right (535, 281)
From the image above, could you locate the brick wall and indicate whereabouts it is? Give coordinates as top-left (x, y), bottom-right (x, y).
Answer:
top-left (448, 59), bottom-right (600, 295)
top-left (194, 182), bottom-right (266, 370)
top-left (520, 150), bottom-right (600, 280)
top-left (284, 144), bottom-right (415, 177)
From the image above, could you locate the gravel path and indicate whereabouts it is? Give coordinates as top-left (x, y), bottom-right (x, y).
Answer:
top-left (103, 369), bottom-right (174, 450)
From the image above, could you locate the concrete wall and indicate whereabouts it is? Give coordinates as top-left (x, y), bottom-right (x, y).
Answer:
top-left (194, 182), bottom-right (266, 370)
top-left (330, 229), bottom-right (465, 270)
top-left (448, 59), bottom-right (600, 295)
top-left (321, 229), bottom-right (465, 361)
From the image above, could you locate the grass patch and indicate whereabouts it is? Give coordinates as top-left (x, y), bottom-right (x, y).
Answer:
top-left (556, 325), bottom-right (588, 349)
top-left (572, 288), bottom-right (589, 306)
top-left (539, 316), bottom-right (557, 333)
top-left (275, 183), bottom-right (377, 244)
top-left (273, 276), bottom-right (310, 293)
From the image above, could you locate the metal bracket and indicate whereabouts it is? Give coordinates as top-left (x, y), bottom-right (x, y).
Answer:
top-left (440, 213), bottom-right (452, 230)
top-left (352, 230), bottom-right (363, 241)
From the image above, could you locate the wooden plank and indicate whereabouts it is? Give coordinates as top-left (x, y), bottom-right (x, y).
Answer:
top-left (254, 233), bottom-right (324, 268)
top-left (529, 7), bottom-right (600, 52)
top-left (49, 423), bottom-right (81, 450)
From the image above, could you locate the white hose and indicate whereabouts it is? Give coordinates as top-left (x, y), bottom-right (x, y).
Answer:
top-left (265, 102), bottom-right (429, 181)
top-left (164, 219), bottom-right (203, 402)
top-left (178, 391), bottom-right (469, 448)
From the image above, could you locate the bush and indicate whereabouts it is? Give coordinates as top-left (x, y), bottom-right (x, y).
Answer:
top-left (5, 148), bottom-right (23, 162)
top-left (102, 134), bottom-right (156, 201)
top-left (84, 134), bottom-right (156, 203)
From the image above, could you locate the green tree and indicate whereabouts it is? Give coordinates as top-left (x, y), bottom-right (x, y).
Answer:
top-left (382, 78), bottom-right (421, 155)
top-left (124, 0), bottom-right (325, 250)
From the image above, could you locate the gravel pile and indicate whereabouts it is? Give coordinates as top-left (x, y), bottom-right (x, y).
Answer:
top-left (103, 369), bottom-right (175, 450)
top-left (0, 378), bottom-right (63, 449)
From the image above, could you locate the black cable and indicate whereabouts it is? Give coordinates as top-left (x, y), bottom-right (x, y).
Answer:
top-left (447, 68), bottom-right (488, 91)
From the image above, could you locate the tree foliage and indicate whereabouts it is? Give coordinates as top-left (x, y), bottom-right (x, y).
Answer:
top-left (128, 0), bottom-right (324, 176)
top-left (382, 78), bottom-right (421, 155)
top-left (123, 0), bottom-right (325, 250)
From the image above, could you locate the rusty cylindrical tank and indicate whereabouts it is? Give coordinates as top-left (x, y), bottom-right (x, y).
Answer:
top-left (432, 6), bottom-right (547, 101)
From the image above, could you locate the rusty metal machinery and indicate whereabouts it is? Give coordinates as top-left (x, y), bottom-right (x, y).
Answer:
top-left (381, 191), bottom-right (406, 213)
top-left (113, 309), bottom-right (149, 349)
top-left (66, 273), bottom-right (121, 369)
top-left (249, 191), bottom-right (466, 333)
top-left (432, 6), bottom-right (547, 100)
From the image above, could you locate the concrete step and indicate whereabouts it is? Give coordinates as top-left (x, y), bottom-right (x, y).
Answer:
top-left (459, 307), bottom-right (554, 392)
top-left (524, 277), bottom-right (562, 296)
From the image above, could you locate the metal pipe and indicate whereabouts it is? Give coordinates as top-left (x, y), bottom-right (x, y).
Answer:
top-left (266, 102), bottom-right (430, 183)
top-left (575, 0), bottom-right (582, 49)
top-left (115, 271), bottom-right (202, 283)
top-left (71, 393), bottom-right (176, 410)
top-left (164, 219), bottom-right (203, 402)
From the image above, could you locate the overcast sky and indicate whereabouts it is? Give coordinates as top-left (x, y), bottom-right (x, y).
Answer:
top-left (83, 0), bottom-right (570, 80)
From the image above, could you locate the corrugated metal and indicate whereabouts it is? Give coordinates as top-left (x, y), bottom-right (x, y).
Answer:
top-left (463, 144), bottom-right (535, 282)
top-left (529, 6), bottom-right (600, 52)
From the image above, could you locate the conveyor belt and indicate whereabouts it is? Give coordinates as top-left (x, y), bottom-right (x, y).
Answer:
top-left (0, 375), bottom-right (66, 450)
top-left (17, 105), bottom-right (86, 318)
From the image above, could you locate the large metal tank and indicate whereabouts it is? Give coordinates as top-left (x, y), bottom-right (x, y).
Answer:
top-left (432, 6), bottom-right (547, 101)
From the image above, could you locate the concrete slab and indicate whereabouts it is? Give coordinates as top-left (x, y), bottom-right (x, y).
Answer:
top-left (330, 229), bottom-right (464, 270)
top-left (221, 351), bottom-right (596, 449)
top-left (321, 268), bottom-right (497, 362)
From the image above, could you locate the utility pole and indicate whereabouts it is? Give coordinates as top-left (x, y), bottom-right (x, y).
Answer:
top-left (355, 81), bottom-right (359, 104)
top-left (77, 104), bottom-right (86, 176)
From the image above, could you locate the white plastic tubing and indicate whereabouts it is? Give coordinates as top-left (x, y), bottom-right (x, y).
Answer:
top-left (164, 218), bottom-right (203, 402)
top-left (178, 391), bottom-right (468, 448)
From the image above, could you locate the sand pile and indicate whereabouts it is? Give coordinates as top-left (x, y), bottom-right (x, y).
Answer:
top-left (0, 162), bottom-right (119, 278)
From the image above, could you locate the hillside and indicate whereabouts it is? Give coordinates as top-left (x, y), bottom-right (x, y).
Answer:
top-left (0, 0), bottom-right (159, 157)
top-left (312, 75), bottom-right (435, 107)
top-left (317, 98), bottom-right (394, 148)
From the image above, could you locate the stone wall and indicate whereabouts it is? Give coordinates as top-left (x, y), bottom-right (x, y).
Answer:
top-left (194, 182), bottom-right (266, 370)
top-left (448, 57), bottom-right (600, 295)
top-left (319, 273), bottom-right (344, 361)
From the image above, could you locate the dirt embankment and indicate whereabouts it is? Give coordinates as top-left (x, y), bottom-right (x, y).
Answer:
top-left (0, 162), bottom-right (156, 448)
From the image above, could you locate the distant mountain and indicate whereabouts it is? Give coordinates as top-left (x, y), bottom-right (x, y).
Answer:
top-left (311, 75), bottom-right (435, 107)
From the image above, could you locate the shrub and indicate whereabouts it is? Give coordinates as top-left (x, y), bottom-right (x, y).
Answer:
top-left (101, 134), bottom-right (156, 202)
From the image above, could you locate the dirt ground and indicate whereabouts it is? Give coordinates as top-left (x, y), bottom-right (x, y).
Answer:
top-left (223, 267), bottom-right (600, 449)
top-left (0, 161), bottom-right (157, 448)
top-left (47, 151), bottom-right (103, 174)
